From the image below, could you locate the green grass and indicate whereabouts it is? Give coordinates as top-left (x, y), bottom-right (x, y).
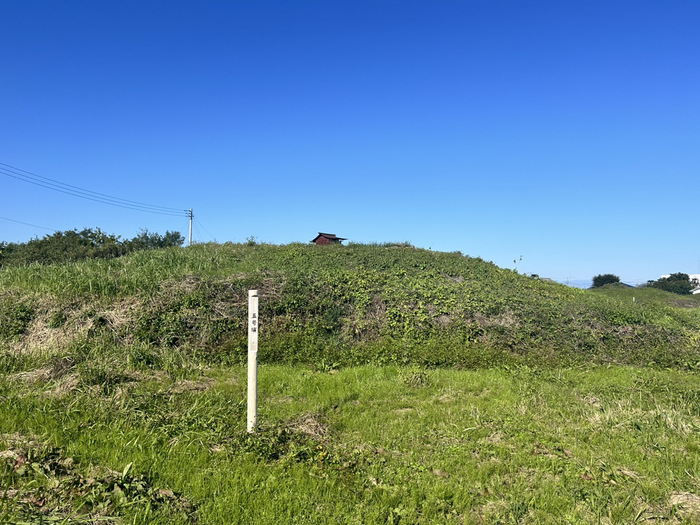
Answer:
top-left (2, 243), bottom-right (700, 522)
top-left (2, 364), bottom-right (700, 523)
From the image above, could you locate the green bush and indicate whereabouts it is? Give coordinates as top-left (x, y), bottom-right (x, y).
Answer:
top-left (0, 227), bottom-right (184, 268)
top-left (592, 274), bottom-right (620, 288)
top-left (649, 273), bottom-right (697, 295)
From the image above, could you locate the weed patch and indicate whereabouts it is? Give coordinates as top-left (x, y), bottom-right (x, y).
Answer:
top-left (0, 296), bottom-right (34, 341)
top-left (231, 415), bottom-right (367, 481)
top-left (0, 434), bottom-right (195, 523)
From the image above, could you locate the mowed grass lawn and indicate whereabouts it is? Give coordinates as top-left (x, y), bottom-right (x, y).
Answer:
top-left (2, 364), bottom-right (700, 524)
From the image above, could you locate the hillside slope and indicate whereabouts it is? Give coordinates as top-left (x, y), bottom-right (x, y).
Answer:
top-left (2, 242), bottom-right (700, 370)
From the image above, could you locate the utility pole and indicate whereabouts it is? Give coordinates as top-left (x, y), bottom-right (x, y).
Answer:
top-left (188, 208), bottom-right (193, 246)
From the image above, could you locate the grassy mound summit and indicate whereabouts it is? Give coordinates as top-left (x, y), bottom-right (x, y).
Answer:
top-left (2, 242), bottom-right (699, 372)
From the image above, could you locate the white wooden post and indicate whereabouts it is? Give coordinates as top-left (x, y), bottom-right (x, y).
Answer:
top-left (247, 290), bottom-right (259, 432)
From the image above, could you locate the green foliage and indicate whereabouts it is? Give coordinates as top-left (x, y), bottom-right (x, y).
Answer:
top-left (592, 273), bottom-right (620, 288)
top-left (0, 297), bottom-right (34, 341)
top-left (47, 310), bottom-right (67, 329)
top-left (126, 228), bottom-right (185, 252)
top-left (0, 436), bottom-right (194, 523)
top-left (0, 227), bottom-right (184, 268)
top-left (0, 352), bottom-right (32, 374)
top-left (401, 367), bottom-right (430, 387)
top-left (234, 418), bottom-right (325, 463)
top-left (648, 272), bottom-right (697, 295)
top-left (78, 362), bottom-right (132, 395)
top-left (0, 228), bottom-right (125, 266)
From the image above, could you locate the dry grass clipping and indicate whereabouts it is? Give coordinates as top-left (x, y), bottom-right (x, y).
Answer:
top-left (287, 413), bottom-right (329, 441)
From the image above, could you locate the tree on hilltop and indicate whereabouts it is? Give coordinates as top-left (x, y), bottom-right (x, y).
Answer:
top-left (0, 227), bottom-right (185, 268)
top-left (592, 274), bottom-right (620, 288)
top-left (648, 273), bottom-right (697, 295)
top-left (126, 229), bottom-right (185, 251)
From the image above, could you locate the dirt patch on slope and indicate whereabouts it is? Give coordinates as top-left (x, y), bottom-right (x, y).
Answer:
top-left (5, 297), bottom-right (142, 355)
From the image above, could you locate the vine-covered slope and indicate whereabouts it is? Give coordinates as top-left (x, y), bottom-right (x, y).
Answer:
top-left (2, 242), bottom-right (699, 369)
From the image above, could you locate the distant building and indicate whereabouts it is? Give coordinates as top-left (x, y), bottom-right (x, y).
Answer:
top-left (310, 232), bottom-right (346, 245)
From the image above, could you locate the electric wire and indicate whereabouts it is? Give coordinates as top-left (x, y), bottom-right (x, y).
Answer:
top-left (0, 162), bottom-right (184, 213)
top-left (194, 217), bottom-right (214, 242)
top-left (0, 215), bottom-right (58, 233)
top-left (192, 222), bottom-right (202, 244)
top-left (0, 162), bottom-right (188, 217)
top-left (0, 168), bottom-right (187, 217)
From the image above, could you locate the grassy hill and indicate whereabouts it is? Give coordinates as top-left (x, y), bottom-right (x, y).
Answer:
top-left (2, 243), bottom-right (700, 523)
top-left (2, 242), bottom-right (700, 373)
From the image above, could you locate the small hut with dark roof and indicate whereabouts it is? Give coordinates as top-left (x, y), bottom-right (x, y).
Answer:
top-left (310, 232), bottom-right (346, 245)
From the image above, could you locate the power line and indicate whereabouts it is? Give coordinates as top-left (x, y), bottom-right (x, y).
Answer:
top-left (0, 162), bottom-right (185, 213)
top-left (0, 162), bottom-right (188, 217)
top-left (194, 216), bottom-right (215, 242)
top-left (0, 215), bottom-right (58, 233)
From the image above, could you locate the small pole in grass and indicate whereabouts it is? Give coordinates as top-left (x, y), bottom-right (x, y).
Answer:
top-left (247, 290), bottom-right (259, 433)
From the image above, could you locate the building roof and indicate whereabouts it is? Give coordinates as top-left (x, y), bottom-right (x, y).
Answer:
top-left (310, 232), bottom-right (347, 243)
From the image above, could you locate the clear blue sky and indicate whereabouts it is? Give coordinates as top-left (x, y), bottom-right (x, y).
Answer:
top-left (2, 1), bottom-right (699, 286)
